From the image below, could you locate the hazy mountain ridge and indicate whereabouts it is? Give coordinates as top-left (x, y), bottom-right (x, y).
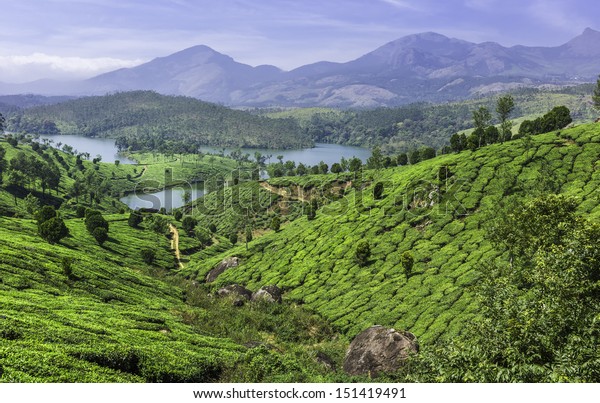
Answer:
top-left (1, 29), bottom-right (599, 107)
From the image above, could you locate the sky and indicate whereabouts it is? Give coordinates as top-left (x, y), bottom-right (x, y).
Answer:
top-left (0, 0), bottom-right (598, 83)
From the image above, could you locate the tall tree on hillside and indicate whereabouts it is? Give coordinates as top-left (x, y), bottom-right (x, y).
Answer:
top-left (472, 106), bottom-right (492, 147)
top-left (496, 95), bottom-right (515, 142)
top-left (0, 112), bottom-right (5, 133)
top-left (593, 74), bottom-right (600, 113)
top-left (0, 145), bottom-right (6, 185)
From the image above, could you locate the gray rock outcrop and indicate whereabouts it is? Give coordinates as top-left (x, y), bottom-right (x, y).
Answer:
top-left (251, 285), bottom-right (283, 304)
top-left (343, 325), bottom-right (418, 377)
top-left (205, 257), bottom-right (239, 283)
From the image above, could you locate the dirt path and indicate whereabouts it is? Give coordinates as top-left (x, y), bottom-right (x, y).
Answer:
top-left (168, 224), bottom-right (184, 269)
top-left (259, 182), bottom-right (310, 202)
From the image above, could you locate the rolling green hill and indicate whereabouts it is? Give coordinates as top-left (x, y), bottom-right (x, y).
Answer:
top-left (5, 91), bottom-right (312, 150)
top-left (181, 122), bottom-right (600, 347)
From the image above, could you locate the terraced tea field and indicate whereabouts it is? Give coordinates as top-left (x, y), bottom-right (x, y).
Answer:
top-left (182, 123), bottom-right (600, 345)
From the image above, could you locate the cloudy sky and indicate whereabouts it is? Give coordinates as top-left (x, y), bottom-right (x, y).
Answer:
top-left (0, 0), bottom-right (597, 82)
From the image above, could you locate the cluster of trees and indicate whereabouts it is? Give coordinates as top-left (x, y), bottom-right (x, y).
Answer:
top-left (7, 151), bottom-right (61, 195)
top-left (85, 209), bottom-right (109, 245)
top-left (7, 91), bottom-right (311, 151)
top-left (518, 106), bottom-right (573, 137)
top-left (36, 205), bottom-right (69, 244)
top-left (449, 95), bottom-right (516, 153)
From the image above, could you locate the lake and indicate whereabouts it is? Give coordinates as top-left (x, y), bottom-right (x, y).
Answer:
top-left (199, 143), bottom-right (371, 168)
top-left (41, 134), bottom-right (371, 210)
top-left (119, 181), bottom-right (206, 211)
top-left (39, 134), bottom-right (137, 164)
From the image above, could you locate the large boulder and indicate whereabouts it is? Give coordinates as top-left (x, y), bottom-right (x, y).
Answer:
top-left (343, 325), bottom-right (418, 377)
top-left (217, 284), bottom-right (252, 306)
top-left (251, 285), bottom-right (283, 304)
top-left (205, 257), bottom-right (239, 283)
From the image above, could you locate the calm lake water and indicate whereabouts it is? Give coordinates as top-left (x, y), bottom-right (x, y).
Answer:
top-left (39, 134), bottom-right (137, 164)
top-left (42, 134), bottom-right (371, 210)
top-left (199, 143), bottom-right (371, 168)
top-left (119, 182), bottom-right (206, 211)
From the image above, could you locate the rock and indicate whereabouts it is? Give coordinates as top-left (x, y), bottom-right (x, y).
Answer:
top-left (343, 325), bottom-right (418, 377)
top-left (251, 285), bottom-right (283, 304)
top-left (205, 257), bottom-right (239, 283)
top-left (217, 284), bottom-right (252, 306)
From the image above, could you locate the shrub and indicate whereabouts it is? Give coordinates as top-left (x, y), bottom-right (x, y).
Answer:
top-left (270, 216), bottom-right (281, 232)
top-left (355, 240), bottom-right (371, 267)
top-left (373, 182), bottom-right (384, 200)
top-left (75, 205), bottom-right (87, 218)
top-left (92, 227), bottom-right (108, 245)
top-left (38, 217), bottom-right (69, 244)
top-left (128, 211), bottom-right (143, 228)
top-left (195, 227), bottom-right (212, 246)
top-left (208, 223), bottom-right (218, 233)
top-left (85, 212), bottom-right (109, 234)
top-left (229, 232), bottom-right (238, 245)
top-left (35, 205), bottom-right (57, 225)
top-left (173, 210), bottom-right (183, 221)
top-left (140, 248), bottom-right (156, 265)
top-left (182, 216), bottom-right (198, 235)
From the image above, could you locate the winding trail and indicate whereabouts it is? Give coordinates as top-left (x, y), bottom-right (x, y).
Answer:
top-left (168, 224), bottom-right (184, 269)
top-left (259, 182), bottom-right (310, 202)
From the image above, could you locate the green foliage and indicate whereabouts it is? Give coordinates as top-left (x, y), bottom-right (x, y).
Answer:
top-left (85, 211), bottom-right (109, 234)
top-left (10, 91), bottom-right (311, 150)
top-left (413, 194), bottom-right (600, 382)
top-left (400, 251), bottom-right (414, 278)
top-left (140, 247), bottom-right (156, 265)
top-left (181, 216), bottom-right (198, 235)
top-left (593, 74), bottom-right (600, 112)
top-left (173, 210), bottom-right (183, 221)
top-left (519, 106), bottom-right (573, 137)
top-left (92, 227), bottom-right (109, 245)
top-left (270, 216), bottom-right (281, 232)
top-left (38, 217), bottom-right (70, 244)
top-left (229, 232), bottom-right (238, 245)
top-left (194, 227), bottom-right (212, 247)
top-left (355, 240), bottom-right (371, 267)
top-left (75, 205), bottom-right (87, 218)
top-left (373, 182), bottom-right (384, 200)
top-left (35, 205), bottom-right (56, 225)
top-left (127, 211), bottom-right (143, 228)
top-left (61, 256), bottom-right (74, 278)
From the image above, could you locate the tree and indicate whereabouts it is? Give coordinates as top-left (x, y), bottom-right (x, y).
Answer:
top-left (472, 106), bottom-right (492, 147)
top-left (229, 232), bottom-right (238, 245)
top-left (330, 162), bottom-right (343, 174)
top-left (208, 223), bottom-right (217, 233)
top-left (496, 95), bottom-right (515, 142)
top-left (114, 160), bottom-right (120, 167)
top-left (396, 153), bottom-right (408, 166)
top-left (173, 210), bottom-right (183, 221)
top-left (195, 227), bottom-right (212, 246)
top-left (36, 205), bottom-right (57, 225)
top-left (270, 216), bottom-right (281, 232)
top-left (128, 211), bottom-right (144, 228)
top-left (408, 149), bottom-right (421, 165)
top-left (400, 251), bottom-right (414, 279)
top-left (85, 211), bottom-right (108, 234)
top-left (373, 182), bottom-right (384, 200)
top-left (183, 190), bottom-right (192, 205)
top-left (349, 157), bottom-right (362, 172)
top-left (24, 193), bottom-right (40, 215)
top-left (0, 145), bottom-right (6, 184)
top-left (38, 217), bottom-right (69, 244)
top-left (593, 74), bottom-right (600, 112)
top-left (419, 146), bottom-right (436, 161)
top-left (450, 133), bottom-right (463, 153)
top-left (181, 216), bottom-right (197, 234)
top-left (355, 240), bottom-right (371, 267)
top-left (366, 146), bottom-right (383, 169)
top-left (140, 248), bottom-right (156, 265)
top-left (245, 226), bottom-right (253, 250)
top-left (0, 112), bottom-right (5, 133)
top-left (92, 227), bottom-right (108, 245)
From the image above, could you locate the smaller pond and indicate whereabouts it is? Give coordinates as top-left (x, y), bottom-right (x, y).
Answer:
top-left (38, 134), bottom-right (137, 164)
top-left (119, 182), bottom-right (205, 211)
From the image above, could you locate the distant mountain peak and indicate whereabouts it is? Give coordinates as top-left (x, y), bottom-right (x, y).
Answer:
top-left (562, 27), bottom-right (600, 57)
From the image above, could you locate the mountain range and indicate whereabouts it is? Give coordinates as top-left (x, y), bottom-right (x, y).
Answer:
top-left (2, 28), bottom-right (600, 108)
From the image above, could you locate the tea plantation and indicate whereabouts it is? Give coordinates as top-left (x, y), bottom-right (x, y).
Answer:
top-left (182, 123), bottom-right (600, 345)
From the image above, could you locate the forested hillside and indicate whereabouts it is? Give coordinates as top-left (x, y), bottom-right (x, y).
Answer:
top-left (266, 85), bottom-right (597, 152)
top-left (6, 91), bottom-right (311, 150)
